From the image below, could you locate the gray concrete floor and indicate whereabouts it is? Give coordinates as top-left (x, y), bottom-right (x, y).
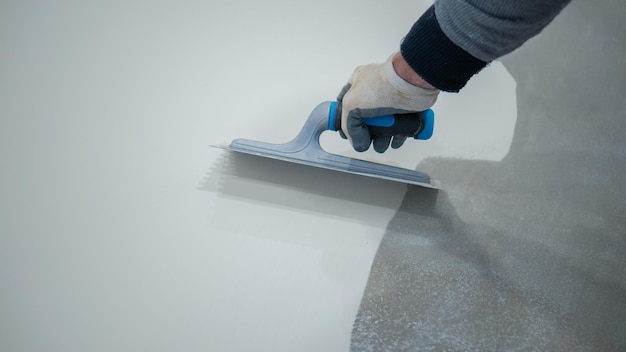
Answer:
top-left (350, 1), bottom-right (626, 351)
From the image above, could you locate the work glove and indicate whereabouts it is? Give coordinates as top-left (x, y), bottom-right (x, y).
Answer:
top-left (337, 53), bottom-right (439, 153)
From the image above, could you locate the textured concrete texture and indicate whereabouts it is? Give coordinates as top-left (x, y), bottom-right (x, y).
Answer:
top-left (350, 1), bottom-right (626, 351)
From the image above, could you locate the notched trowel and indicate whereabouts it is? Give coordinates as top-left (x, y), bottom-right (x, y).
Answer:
top-left (213, 101), bottom-right (441, 189)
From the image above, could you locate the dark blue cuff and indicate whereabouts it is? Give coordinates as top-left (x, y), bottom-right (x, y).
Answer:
top-left (400, 6), bottom-right (488, 92)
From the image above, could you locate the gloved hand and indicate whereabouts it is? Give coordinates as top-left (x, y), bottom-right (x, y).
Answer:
top-left (337, 52), bottom-right (439, 152)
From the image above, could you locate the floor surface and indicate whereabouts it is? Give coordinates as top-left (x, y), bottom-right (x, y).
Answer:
top-left (1, 1), bottom-right (624, 351)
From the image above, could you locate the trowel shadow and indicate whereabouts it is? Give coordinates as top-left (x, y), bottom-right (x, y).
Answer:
top-left (200, 151), bottom-right (435, 226)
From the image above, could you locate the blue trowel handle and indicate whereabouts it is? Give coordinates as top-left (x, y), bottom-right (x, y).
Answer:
top-left (328, 101), bottom-right (434, 140)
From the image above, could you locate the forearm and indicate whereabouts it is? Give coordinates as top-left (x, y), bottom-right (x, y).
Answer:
top-left (400, 0), bottom-right (572, 92)
top-left (436, 0), bottom-right (572, 62)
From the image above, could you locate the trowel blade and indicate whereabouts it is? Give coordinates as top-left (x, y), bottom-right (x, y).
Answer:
top-left (211, 101), bottom-right (441, 189)
top-left (210, 143), bottom-right (441, 189)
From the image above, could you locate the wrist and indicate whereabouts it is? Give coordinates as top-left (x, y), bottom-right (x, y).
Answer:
top-left (391, 52), bottom-right (436, 90)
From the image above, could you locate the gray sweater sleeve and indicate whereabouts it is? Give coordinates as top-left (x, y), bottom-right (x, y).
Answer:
top-left (435, 0), bottom-right (572, 62)
top-left (400, 0), bottom-right (571, 92)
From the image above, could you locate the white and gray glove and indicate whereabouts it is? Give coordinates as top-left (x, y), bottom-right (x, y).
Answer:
top-left (337, 53), bottom-right (439, 152)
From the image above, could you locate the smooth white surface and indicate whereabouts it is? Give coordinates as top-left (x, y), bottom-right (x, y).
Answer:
top-left (0, 1), bottom-right (515, 351)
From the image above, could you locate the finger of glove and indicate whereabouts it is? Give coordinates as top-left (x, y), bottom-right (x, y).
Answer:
top-left (337, 65), bottom-right (362, 102)
top-left (345, 107), bottom-right (409, 152)
top-left (346, 110), bottom-right (372, 152)
top-left (372, 136), bottom-right (392, 153)
top-left (391, 135), bottom-right (408, 149)
top-left (337, 83), bottom-right (351, 102)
